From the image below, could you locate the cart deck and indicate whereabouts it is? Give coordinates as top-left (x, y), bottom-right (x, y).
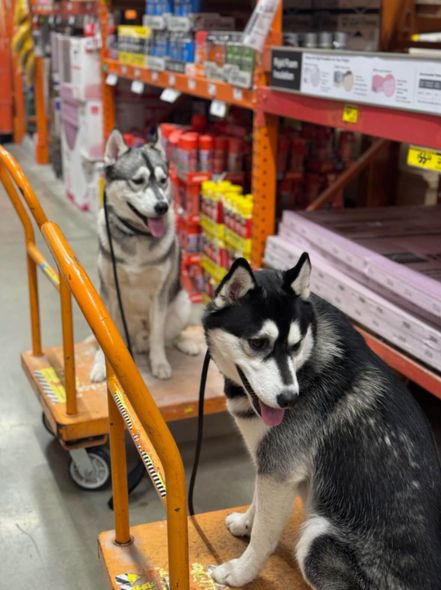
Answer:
top-left (99, 500), bottom-right (309, 590)
top-left (22, 327), bottom-right (225, 448)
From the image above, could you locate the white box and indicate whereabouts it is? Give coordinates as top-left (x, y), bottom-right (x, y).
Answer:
top-left (69, 36), bottom-right (102, 101)
top-left (60, 84), bottom-right (103, 211)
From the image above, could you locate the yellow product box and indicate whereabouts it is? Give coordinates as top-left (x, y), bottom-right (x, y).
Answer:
top-left (224, 228), bottom-right (252, 256)
top-left (200, 214), bottom-right (225, 240)
top-left (118, 25), bottom-right (151, 39)
top-left (201, 255), bottom-right (227, 284)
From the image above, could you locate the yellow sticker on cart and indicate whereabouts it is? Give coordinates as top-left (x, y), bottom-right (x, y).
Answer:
top-left (39, 261), bottom-right (60, 287)
top-left (342, 105), bottom-right (359, 124)
top-left (115, 571), bottom-right (168, 589)
top-left (407, 146), bottom-right (441, 173)
top-left (34, 368), bottom-right (66, 403)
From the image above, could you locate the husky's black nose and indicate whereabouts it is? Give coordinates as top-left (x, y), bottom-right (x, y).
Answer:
top-left (277, 391), bottom-right (298, 408)
top-left (154, 202), bottom-right (169, 215)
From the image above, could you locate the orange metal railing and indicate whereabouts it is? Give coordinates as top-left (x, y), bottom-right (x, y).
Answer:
top-left (0, 144), bottom-right (77, 414)
top-left (1, 145), bottom-right (190, 589)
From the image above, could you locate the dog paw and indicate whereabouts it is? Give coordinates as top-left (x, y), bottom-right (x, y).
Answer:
top-left (90, 362), bottom-right (106, 383)
top-left (210, 559), bottom-right (255, 587)
top-left (151, 359), bottom-right (172, 380)
top-left (90, 350), bottom-right (106, 382)
top-left (225, 512), bottom-right (252, 537)
top-left (174, 336), bottom-right (200, 356)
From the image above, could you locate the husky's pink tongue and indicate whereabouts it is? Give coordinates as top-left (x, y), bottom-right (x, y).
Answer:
top-left (148, 217), bottom-right (166, 238)
top-left (259, 401), bottom-right (285, 427)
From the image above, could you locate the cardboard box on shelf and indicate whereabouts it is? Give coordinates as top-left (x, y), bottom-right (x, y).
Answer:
top-left (69, 36), bottom-right (102, 101)
top-left (280, 207), bottom-right (441, 327)
top-left (60, 84), bottom-right (104, 211)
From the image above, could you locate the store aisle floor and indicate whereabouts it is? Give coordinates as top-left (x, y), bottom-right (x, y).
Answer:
top-left (0, 142), bottom-right (253, 589)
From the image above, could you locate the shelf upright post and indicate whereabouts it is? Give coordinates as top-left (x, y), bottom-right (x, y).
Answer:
top-left (34, 55), bottom-right (49, 164)
top-left (100, 0), bottom-right (115, 138)
top-left (250, 0), bottom-right (282, 268)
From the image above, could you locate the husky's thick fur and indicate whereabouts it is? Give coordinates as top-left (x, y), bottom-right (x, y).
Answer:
top-left (91, 130), bottom-right (198, 382)
top-left (203, 255), bottom-right (441, 589)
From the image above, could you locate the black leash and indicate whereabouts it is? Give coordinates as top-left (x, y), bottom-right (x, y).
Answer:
top-left (188, 349), bottom-right (211, 516)
top-left (103, 190), bottom-right (211, 514)
top-left (103, 191), bottom-right (133, 357)
top-left (103, 191), bottom-right (146, 508)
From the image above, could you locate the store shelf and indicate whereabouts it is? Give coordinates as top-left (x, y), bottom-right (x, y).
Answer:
top-left (102, 58), bottom-right (256, 111)
top-left (31, 0), bottom-right (97, 17)
top-left (257, 87), bottom-right (441, 150)
top-left (357, 327), bottom-right (441, 400)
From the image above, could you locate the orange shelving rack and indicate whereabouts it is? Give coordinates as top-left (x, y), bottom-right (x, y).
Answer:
top-left (97, 0), bottom-right (441, 397)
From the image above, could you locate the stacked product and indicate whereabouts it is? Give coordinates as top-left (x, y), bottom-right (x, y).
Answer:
top-left (159, 118), bottom-right (252, 300)
top-left (200, 179), bottom-right (253, 299)
top-left (114, 2), bottom-right (256, 86)
top-left (276, 123), bottom-right (356, 215)
top-left (55, 32), bottom-right (104, 212)
top-left (264, 205), bottom-right (441, 372)
top-left (283, 0), bottom-right (381, 51)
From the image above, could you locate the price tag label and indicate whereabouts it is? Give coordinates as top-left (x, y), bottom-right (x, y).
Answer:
top-left (134, 68), bottom-right (141, 78)
top-left (131, 80), bottom-right (144, 94)
top-left (188, 78), bottom-right (196, 91)
top-left (160, 88), bottom-right (181, 103)
top-left (233, 87), bottom-right (243, 101)
top-left (152, 71), bottom-right (159, 81)
top-left (407, 146), bottom-right (441, 173)
top-left (210, 100), bottom-right (228, 118)
top-left (105, 73), bottom-right (118, 86)
top-left (168, 74), bottom-right (176, 86)
top-left (121, 65), bottom-right (128, 75)
top-left (342, 104), bottom-right (359, 124)
top-left (208, 83), bottom-right (216, 97)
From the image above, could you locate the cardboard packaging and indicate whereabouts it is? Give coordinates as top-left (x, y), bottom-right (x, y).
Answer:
top-left (280, 207), bottom-right (441, 328)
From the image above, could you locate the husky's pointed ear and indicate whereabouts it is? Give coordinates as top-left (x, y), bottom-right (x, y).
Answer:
top-left (150, 127), bottom-right (166, 158)
top-left (214, 258), bottom-right (256, 309)
top-left (284, 252), bottom-right (311, 300)
top-left (104, 129), bottom-right (129, 165)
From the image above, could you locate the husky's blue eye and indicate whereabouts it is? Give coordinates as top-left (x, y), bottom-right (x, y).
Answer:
top-left (132, 177), bottom-right (144, 185)
top-left (248, 338), bottom-right (269, 352)
top-left (157, 176), bottom-right (168, 186)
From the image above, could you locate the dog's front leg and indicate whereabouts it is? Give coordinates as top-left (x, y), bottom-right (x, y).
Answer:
top-left (149, 297), bottom-right (171, 379)
top-left (225, 486), bottom-right (256, 537)
top-left (211, 474), bottom-right (297, 587)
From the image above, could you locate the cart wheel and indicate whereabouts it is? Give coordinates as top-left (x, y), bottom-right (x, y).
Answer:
top-left (68, 448), bottom-right (111, 491)
top-left (42, 412), bottom-right (56, 437)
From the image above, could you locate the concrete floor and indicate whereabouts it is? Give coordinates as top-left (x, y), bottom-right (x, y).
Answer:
top-left (0, 142), bottom-right (254, 588)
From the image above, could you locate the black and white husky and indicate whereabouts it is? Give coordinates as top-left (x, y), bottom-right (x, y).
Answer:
top-left (203, 254), bottom-right (441, 589)
top-left (91, 130), bottom-right (198, 382)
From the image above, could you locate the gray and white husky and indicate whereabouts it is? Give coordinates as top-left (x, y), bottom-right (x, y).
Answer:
top-left (203, 254), bottom-right (441, 589)
top-left (91, 129), bottom-right (198, 382)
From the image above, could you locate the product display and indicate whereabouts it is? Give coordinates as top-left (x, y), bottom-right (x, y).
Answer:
top-left (159, 117), bottom-right (253, 300)
top-left (276, 122), bottom-right (356, 213)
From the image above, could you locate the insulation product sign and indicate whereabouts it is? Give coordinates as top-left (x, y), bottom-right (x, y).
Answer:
top-left (271, 50), bottom-right (302, 91)
top-left (270, 48), bottom-right (441, 115)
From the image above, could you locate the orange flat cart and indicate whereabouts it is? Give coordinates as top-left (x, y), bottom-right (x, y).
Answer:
top-left (0, 144), bottom-right (224, 490)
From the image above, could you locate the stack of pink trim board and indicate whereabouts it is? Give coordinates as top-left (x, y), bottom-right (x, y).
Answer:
top-left (264, 206), bottom-right (441, 372)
